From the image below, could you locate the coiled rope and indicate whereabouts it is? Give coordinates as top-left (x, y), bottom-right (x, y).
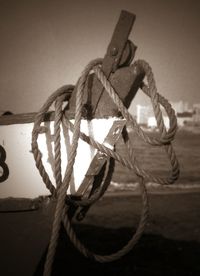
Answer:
top-left (31, 58), bottom-right (179, 276)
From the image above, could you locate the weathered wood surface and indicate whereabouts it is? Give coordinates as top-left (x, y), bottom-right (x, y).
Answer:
top-left (0, 112), bottom-right (53, 125)
top-left (0, 110), bottom-right (76, 125)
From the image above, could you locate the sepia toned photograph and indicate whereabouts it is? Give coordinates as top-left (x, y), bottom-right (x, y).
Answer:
top-left (0, 0), bottom-right (200, 275)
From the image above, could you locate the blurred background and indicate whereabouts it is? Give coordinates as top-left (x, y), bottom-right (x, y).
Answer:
top-left (0, 0), bottom-right (199, 114)
top-left (0, 3), bottom-right (200, 275)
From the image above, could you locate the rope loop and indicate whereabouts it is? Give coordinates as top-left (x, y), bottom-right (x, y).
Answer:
top-left (31, 58), bottom-right (179, 276)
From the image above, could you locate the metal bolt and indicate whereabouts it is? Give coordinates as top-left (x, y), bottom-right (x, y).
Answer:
top-left (98, 152), bottom-right (107, 160)
top-left (113, 126), bottom-right (121, 136)
top-left (110, 47), bottom-right (118, 56)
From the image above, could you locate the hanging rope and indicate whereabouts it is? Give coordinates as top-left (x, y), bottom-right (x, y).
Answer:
top-left (31, 58), bottom-right (179, 276)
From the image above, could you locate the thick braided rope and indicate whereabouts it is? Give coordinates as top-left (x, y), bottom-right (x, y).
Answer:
top-left (31, 58), bottom-right (179, 275)
top-left (93, 61), bottom-right (179, 183)
top-left (62, 177), bottom-right (148, 263)
top-left (94, 62), bottom-right (177, 145)
top-left (32, 85), bottom-right (74, 197)
top-left (61, 131), bottom-right (148, 263)
top-left (32, 60), bottom-right (179, 199)
top-left (60, 59), bottom-right (178, 263)
top-left (64, 119), bottom-right (178, 186)
top-left (54, 94), bottom-right (66, 189)
top-left (43, 59), bottom-right (101, 276)
top-left (62, 59), bottom-right (179, 185)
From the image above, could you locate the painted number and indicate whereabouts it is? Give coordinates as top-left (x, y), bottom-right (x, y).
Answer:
top-left (0, 145), bottom-right (9, 182)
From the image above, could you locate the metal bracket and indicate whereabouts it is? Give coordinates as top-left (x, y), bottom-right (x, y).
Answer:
top-left (76, 119), bottom-right (126, 196)
top-left (66, 10), bottom-right (138, 119)
top-left (103, 10), bottom-right (136, 73)
top-left (91, 10), bottom-right (136, 115)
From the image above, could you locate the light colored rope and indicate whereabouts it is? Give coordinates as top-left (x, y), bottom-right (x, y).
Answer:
top-left (31, 58), bottom-right (179, 275)
top-left (54, 94), bottom-right (66, 190)
top-left (32, 85), bottom-right (74, 197)
top-left (62, 176), bottom-right (148, 263)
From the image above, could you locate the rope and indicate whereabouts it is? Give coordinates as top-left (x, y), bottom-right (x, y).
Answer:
top-left (31, 58), bottom-right (179, 275)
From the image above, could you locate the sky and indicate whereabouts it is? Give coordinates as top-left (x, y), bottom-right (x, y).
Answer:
top-left (0, 0), bottom-right (199, 114)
